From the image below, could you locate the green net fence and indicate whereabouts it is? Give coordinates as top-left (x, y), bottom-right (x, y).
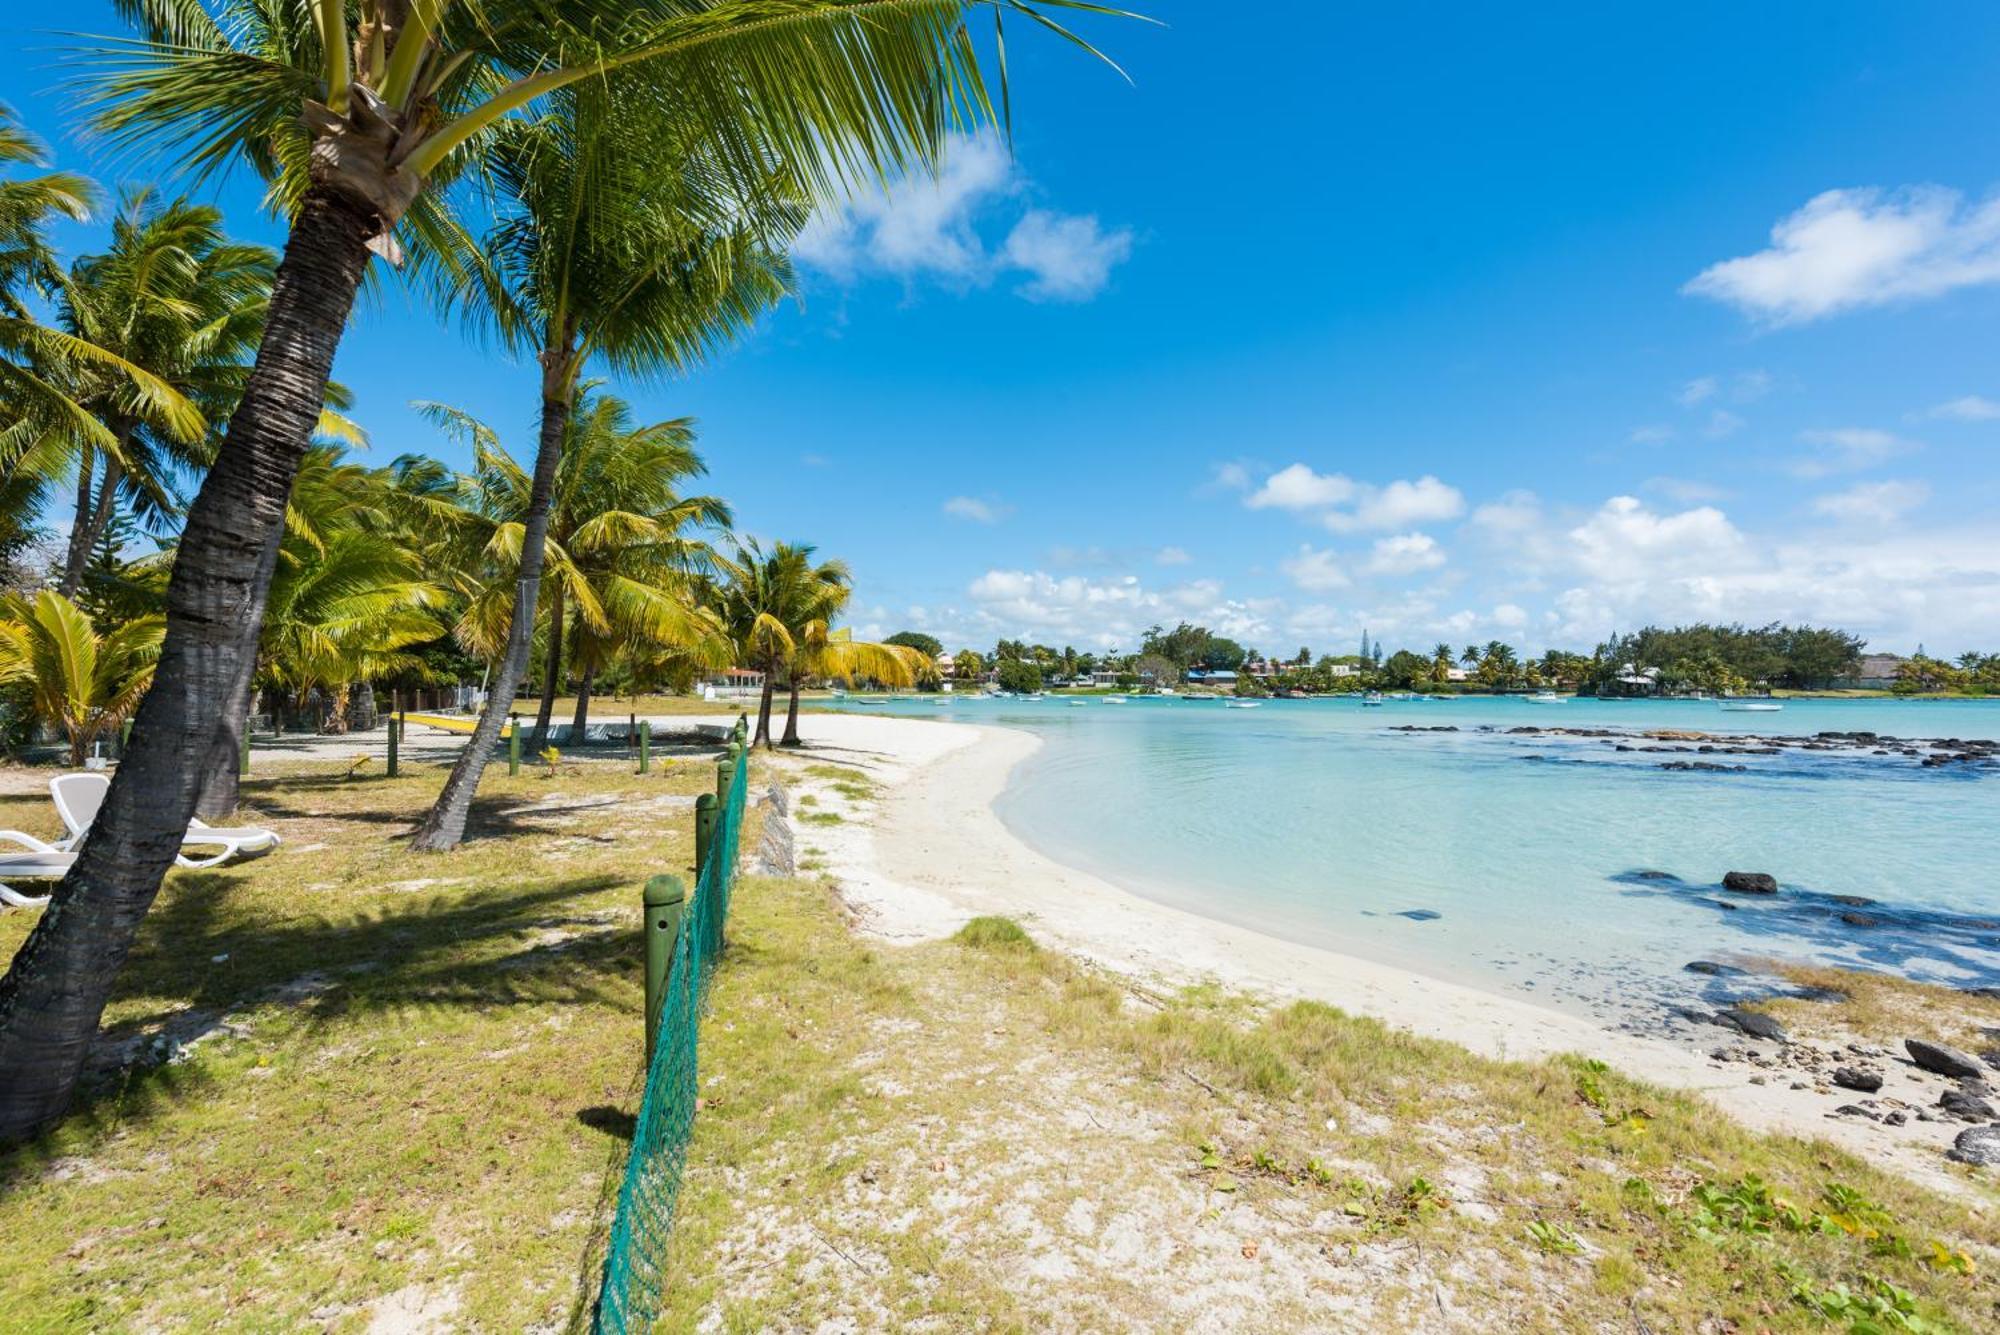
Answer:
top-left (591, 738), bottom-right (750, 1334)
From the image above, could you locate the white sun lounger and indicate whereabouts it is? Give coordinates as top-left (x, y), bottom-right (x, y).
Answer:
top-left (0, 831), bottom-right (72, 908)
top-left (49, 773), bottom-right (281, 869)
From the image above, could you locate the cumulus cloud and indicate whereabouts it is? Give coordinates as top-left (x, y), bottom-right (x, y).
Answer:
top-left (1364, 532), bottom-right (1447, 575)
top-left (1791, 427), bottom-right (1916, 477)
top-left (965, 569), bottom-right (1274, 647)
top-left (1812, 480), bottom-right (1929, 524)
top-left (794, 132), bottom-right (1132, 301)
top-left (1155, 546), bottom-right (1192, 566)
top-left (1569, 496), bottom-right (1746, 582)
top-left (1280, 544), bottom-right (1349, 591)
top-left (942, 495), bottom-right (1008, 524)
top-left (1924, 394), bottom-right (2000, 421)
top-left (1245, 463), bottom-right (1357, 510)
top-left (1629, 424), bottom-right (1675, 444)
top-left (1000, 210), bottom-right (1134, 302)
top-left (1685, 186), bottom-right (2000, 324)
top-left (1677, 376), bottom-right (1718, 406)
top-left (1239, 465), bottom-right (1464, 533)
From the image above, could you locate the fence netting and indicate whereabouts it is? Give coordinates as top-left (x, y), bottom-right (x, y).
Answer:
top-left (591, 740), bottom-right (749, 1334)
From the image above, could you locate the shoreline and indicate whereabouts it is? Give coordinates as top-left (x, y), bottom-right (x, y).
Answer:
top-left (768, 712), bottom-right (1990, 1197)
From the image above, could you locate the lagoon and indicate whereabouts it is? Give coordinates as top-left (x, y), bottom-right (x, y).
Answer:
top-left (830, 694), bottom-right (2000, 1024)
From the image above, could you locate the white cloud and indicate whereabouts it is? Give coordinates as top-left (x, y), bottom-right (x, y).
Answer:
top-left (1211, 461), bottom-right (1253, 492)
top-left (1685, 186), bottom-right (2000, 324)
top-left (942, 495), bottom-right (1007, 524)
top-left (1328, 475), bottom-right (1466, 533)
top-left (1280, 544), bottom-right (1350, 591)
top-left (1629, 424), bottom-right (1675, 444)
top-left (1677, 376), bottom-right (1718, 406)
top-left (1924, 394), bottom-right (2000, 421)
top-left (1791, 427), bottom-right (1916, 477)
top-left (1702, 409), bottom-right (1745, 440)
top-left (1364, 532), bottom-right (1447, 575)
top-left (794, 132), bottom-right (1131, 301)
top-left (1245, 463), bottom-right (1358, 510)
top-left (1645, 477), bottom-right (1730, 503)
top-left (1001, 210), bottom-right (1134, 302)
top-left (1569, 496), bottom-right (1746, 582)
top-left (1811, 480), bottom-right (1929, 524)
top-left (1155, 546), bottom-right (1192, 566)
top-left (1491, 602), bottom-right (1529, 629)
top-left (965, 569), bottom-right (1275, 647)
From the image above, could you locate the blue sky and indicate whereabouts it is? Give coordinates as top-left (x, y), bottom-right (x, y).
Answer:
top-left (9, 2), bottom-right (2000, 656)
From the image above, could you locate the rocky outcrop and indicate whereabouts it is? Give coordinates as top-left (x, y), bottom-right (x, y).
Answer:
top-left (1721, 871), bottom-right (1778, 894)
top-left (1905, 1038), bottom-right (1983, 1080)
top-left (751, 782), bottom-right (796, 877)
top-left (1946, 1124), bottom-right (2000, 1166)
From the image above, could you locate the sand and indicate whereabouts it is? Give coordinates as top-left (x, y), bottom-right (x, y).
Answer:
top-left (731, 710), bottom-right (1987, 1197)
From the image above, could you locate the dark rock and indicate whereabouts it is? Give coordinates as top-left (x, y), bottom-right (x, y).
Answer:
top-left (1939, 1088), bottom-right (1997, 1122)
top-left (1628, 869), bottom-right (1681, 882)
top-left (1905, 1038), bottom-right (1984, 1079)
top-left (1717, 1008), bottom-right (1788, 1042)
top-left (1833, 1104), bottom-right (1879, 1120)
top-left (1839, 912), bottom-right (1879, 927)
top-left (1789, 986), bottom-right (1850, 1004)
top-left (1945, 1123), bottom-right (2000, 1166)
top-left (1980, 1047), bottom-right (2000, 1072)
top-left (1683, 960), bottom-right (1745, 977)
top-left (1829, 894), bottom-right (1876, 908)
top-left (1722, 871), bottom-right (1778, 894)
top-left (1961, 986), bottom-right (2000, 1001)
top-left (1396, 909), bottom-right (1441, 921)
top-left (1884, 1111), bottom-right (1908, 1126)
top-left (1832, 1067), bottom-right (1883, 1093)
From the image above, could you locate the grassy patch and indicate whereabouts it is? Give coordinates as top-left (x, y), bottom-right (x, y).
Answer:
top-left (1755, 962), bottom-right (2000, 1050)
top-left (798, 810), bottom-right (844, 826)
top-left (0, 759), bottom-right (739, 1332)
top-left (952, 915), bottom-right (1037, 952)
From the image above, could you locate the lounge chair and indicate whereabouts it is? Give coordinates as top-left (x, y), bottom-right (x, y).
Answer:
top-left (49, 773), bottom-right (281, 868)
top-left (0, 831), bottom-right (72, 908)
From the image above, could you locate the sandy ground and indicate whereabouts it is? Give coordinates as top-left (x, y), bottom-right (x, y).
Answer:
top-left (731, 711), bottom-right (1992, 1198)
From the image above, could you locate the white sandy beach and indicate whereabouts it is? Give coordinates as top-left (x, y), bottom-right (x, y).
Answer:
top-left (739, 710), bottom-right (1989, 1198)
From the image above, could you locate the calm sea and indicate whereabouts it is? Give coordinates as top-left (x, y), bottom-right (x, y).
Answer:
top-left (828, 693), bottom-right (2000, 1023)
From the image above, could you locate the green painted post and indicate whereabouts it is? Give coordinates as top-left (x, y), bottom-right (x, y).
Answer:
top-left (386, 715), bottom-right (399, 777)
top-left (694, 792), bottom-right (717, 874)
top-left (642, 874), bottom-right (686, 1064)
top-left (638, 720), bottom-right (651, 774)
top-left (714, 748), bottom-right (733, 811)
top-left (629, 713), bottom-right (637, 759)
top-left (508, 715), bottom-right (520, 776)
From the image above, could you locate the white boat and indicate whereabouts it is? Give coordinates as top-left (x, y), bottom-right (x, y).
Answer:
top-left (1361, 691), bottom-right (1384, 707)
top-left (1223, 700), bottom-right (1262, 709)
top-left (1719, 700), bottom-right (1783, 712)
top-left (1526, 691), bottom-right (1565, 704)
top-left (1068, 700), bottom-right (1089, 707)
top-left (1104, 695), bottom-right (1128, 704)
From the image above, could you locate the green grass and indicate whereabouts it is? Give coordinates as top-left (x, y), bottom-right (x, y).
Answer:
top-left (0, 759), bottom-right (739, 1332)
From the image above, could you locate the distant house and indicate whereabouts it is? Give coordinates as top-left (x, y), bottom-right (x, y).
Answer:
top-left (1444, 667), bottom-right (1469, 683)
top-left (703, 667), bottom-right (764, 699)
top-left (1843, 653), bottom-right (1904, 690)
top-left (1605, 663), bottom-right (1662, 697)
top-left (1089, 668), bottom-right (1123, 686)
top-left (1187, 669), bottom-right (1238, 686)
top-left (1328, 663), bottom-right (1360, 679)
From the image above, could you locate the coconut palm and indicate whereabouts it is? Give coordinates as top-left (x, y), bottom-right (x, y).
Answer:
top-left (1, 109), bottom-right (200, 517)
top-left (713, 541), bottom-right (842, 749)
top-left (412, 393), bottom-right (731, 756)
top-left (783, 623), bottom-right (921, 747)
top-left (410, 85), bottom-right (792, 850)
top-left (50, 194), bottom-right (276, 594)
top-left (0, 591), bottom-right (164, 766)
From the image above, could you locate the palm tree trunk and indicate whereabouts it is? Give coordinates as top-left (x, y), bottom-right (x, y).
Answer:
top-left (754, 672), bottom-right (776, 748)
top-left (193, 679), bottom-right (254, 821)
top-left (410, 345), bottom-right (574, 853)
top-left (781, 672), bottom-right (803, 746)
top-left (59, 447), bottom-right (95, 597)
top-left (569, 663), bottom-right (594, 740)
top-left (528, 585), bottom-right (565, 752)
top-left (60, 423), bottom-right (135, 598)
top-left (0, 187), bottom-right (375, 1142)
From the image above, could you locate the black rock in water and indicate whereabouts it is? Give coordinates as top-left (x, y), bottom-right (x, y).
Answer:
top-left (1945, 1124), bottom-right (2000, 1166)
top-left (1396, 909), bottom-right (1442, 921)
top-left (1717, 1007), bottom-right (1788, 1042)
top-left (1629, 870), bottom-right (1681, 882)
top-left (1906, 1038), bottom-right (1984, 1079)
top-left (1722, 871), bottom-right (1779, 894)
top-left (1683, 960), bottom-right (1745, 977)
top-left (1832, 1067), bottom-right (1883, 1093)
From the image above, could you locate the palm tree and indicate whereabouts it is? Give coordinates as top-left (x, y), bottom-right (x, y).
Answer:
top-left (1430, 642), bottom-right (1454, 685)
top-left (1460, 644), bottom-right (1480, 670)
top-left (409, 87), bottom-right (788, 838)
top-left (414, 393), bottom-right (731, 755)
top-left (0, 591), bottom-right (164, 766)
top-left (714, 541), bottom-right (853, 749)
top-left (51, 194), bottom-right (276, 594)
top-left (1, 110), bottom-right (200, 520)
top-left (7, 0), bottom-right (1139, 1136)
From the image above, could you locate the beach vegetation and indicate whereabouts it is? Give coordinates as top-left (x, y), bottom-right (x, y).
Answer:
top-left (953, 915), bottom-right (1037, 952)
top-left (995, 658), bottom-right (1044, 694)
top-left (0, 591), bottom-right (163, 765)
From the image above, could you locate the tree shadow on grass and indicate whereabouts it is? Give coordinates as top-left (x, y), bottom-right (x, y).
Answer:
top-left (0, 873), bottom-right (644, 1185)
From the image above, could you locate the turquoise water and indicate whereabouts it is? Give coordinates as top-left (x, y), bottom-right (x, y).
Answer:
top-left (830, 694), bottom-right (2000, 1022)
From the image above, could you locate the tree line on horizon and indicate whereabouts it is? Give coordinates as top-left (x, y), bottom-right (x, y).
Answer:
top-left (0, 0), bottom-right (1137, 1143)
top-left (887, 619), bottom-right (1998, 697)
